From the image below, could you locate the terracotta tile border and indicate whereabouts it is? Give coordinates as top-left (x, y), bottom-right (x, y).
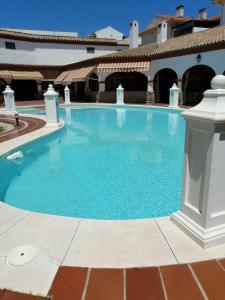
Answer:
top-left (40, 259), bottom-right (225, 299)
top-left (0, 114), bottom-right (46, 143)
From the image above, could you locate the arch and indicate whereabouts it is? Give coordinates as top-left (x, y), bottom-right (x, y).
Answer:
top-left (11, 80), bottom-right (38, 101)
top-left (105, 72), bottom-right (148, 92)
top-left (88, 73), bottom-right (99, 91)
top-left (0, 78), bottom-right (6, 104)
top-left (153, 68), bottom-right (178, 104)
top-left (182, 65), bottom-right (215, 106)
top-left (0, 78), bottom-right (6, 95)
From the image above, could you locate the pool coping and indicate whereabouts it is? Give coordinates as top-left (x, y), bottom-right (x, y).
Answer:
top-left (0, 104), bottom-right (225, 296)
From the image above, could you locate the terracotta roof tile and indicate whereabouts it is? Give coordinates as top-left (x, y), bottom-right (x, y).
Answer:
top-left (0, 28), bottom-right (128, 46)
top-left (103, 25), bottom-right (225, 61)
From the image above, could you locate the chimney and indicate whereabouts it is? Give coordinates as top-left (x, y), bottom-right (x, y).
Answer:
top-left (199, 8), bottom-right (207, 19)
top-left (129, 21), bottom-right (139, 49)
top-left (212, 0), bottom-right (225, 25)
top-left (176, 5), bottom-right (184, 17)
top-left (157, 21), bottom-right (168, 44)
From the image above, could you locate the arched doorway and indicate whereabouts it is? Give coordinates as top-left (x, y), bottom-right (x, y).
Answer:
top-left (153, 69), bottom-right (178, 104)
top-left (11, 80), bottom-right (38, 101)
top-left (0, 78), bottom-right (6, 105)
top-left (105, 72), bottom-right (148, 91)
top-left (183, 65), bottom-right (215, 106)
top-left (0, 78), bottom-right (6, 104)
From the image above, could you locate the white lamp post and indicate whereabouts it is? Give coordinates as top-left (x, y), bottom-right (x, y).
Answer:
top-left (169, 83), bottom-right (180, 108)
top-left (172, 75), bottom-right (225, 248)
top-left (3, 85), bottom-right (16, 114)
top-left (116, 84), bottom-right (124, 105)
top-left (43, 84), bottom-right (59, 126)
top-left (64, 85), bottom-right (71, 104)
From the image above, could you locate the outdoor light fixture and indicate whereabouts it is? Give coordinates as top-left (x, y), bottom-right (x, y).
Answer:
top-left (14, 113), bottom-right (20, 126)
top-left (196, 54), bottom-right (202, 64)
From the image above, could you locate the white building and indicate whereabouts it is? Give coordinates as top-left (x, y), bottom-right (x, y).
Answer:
top-left (0, 0), bottom-right (225, 106)
top-left (140, 5), bottom-right (220, 45)
top-left (0, 28), bottom-right (128, 101)
top-left (93, 26), bottom-right (124, 40)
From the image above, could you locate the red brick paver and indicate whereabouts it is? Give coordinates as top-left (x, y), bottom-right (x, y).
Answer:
top-left (49, 267), bottom-right (87, 300)
top-left (191, 260), bottom-right (225, 300)
top-left (160, 264), bottom-right (204, 300)
top-left (126, 267), bottom-right (165, 300)
top-left (0, 115), bottom-right (46, 143)
top-left (1, 259), bottom-right (225, 299)
top-left (85, 269), bottom-right (123, 300)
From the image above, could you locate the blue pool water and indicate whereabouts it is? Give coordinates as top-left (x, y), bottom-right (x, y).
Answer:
top-left (0, 106), bottom-right (185, 220)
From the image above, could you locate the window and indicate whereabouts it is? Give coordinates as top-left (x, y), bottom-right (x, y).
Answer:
top-left (86, 47), bottom-right (95, 53)
top-left (5, 42), bottom-right (16, 50)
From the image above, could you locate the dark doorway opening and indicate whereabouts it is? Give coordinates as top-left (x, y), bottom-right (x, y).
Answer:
top-left (11, 80), bottom-right (38, 101)
top-left (153, 69), bottom-right (178, 104)
top-left (105, 72), bottom-right (148, 91)
top-left (182, 65), bottom-right (216, 106)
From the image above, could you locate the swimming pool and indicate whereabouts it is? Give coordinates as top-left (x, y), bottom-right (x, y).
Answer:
top-left (0, 106), bottom-right (185, 220)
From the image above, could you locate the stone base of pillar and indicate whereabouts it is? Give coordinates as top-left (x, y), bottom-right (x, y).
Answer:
top-left (172, 211), bottom-right (225, 249)
top-left (146, 91), bottom-right (155, 104)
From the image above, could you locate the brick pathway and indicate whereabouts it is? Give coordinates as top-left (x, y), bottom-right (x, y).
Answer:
top-left (1, 259), bottom-right (225, 299)
top-left (0, 115), bottom-right (46, 143)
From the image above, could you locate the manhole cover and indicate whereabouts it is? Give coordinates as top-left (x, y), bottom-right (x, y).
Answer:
top-left (6, 245), bottom-right (37, 266)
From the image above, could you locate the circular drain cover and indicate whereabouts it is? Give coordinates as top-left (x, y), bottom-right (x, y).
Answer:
top-left (6, 245), bottom-right (37, 266)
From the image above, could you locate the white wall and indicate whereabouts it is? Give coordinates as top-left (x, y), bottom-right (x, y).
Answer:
top-left (141, 31), bottom-right (157, 45)
top-left (95, 27), bottom-right (124, 40)
top-left (193, 27), bottom-right (208, 33)
top-left (0, 38), bottom-right (128, 66)
top-left (150, 49), bottom-right (225, 80)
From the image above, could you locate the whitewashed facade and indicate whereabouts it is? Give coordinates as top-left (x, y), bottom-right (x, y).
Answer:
top-left (94, 26), bottom-right (124, 40)
top-left (0, 37), bottom-right (128, 66)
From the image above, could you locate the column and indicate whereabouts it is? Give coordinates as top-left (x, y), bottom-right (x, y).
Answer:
top-left (172, 75), bottom-right (225, 248)
top-left (169, 83), bottom-right (180, 108)
top-left (147, 80), bottom-right (155, 104)
top-left (64, 85), bottom-right (71, 104)
top-left (3, 85), bottom-right (16, 114)
top-left (116, 84), bottom-right (124, 105)
top-left (97, 80), bottom-right (105, 103)
top-left (177, 79), bottom-right (183, 105)
top-left (43, 84), bottom-right (60, 126)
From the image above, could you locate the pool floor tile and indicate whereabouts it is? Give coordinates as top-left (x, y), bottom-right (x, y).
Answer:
top-left (48, 266), bottom-right (88, 300)
top-left (85, 269), bottom-right (124, 300)
top-left (126, 267), bottom-right (165, 300)
top-left (191, 260), bottom-right (225, 300)
top-left (160, 264), bottom-right (205, 300)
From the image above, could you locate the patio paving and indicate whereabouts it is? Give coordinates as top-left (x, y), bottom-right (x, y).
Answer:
top-left (2, 260), bottom-right (225, 299)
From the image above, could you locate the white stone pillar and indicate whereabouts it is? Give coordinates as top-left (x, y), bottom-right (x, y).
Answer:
top-left (43, 84), bottom-right (59, 126)
top-left (64, 85), bottom-right (71, 104)
top-left (116, 85), bottom-right (124, 105)
top-left (172, 75), bottom-right (225, 248)
top-left (99, 81), bottom-right (105, 92)
top-left (3, 85), bottom-right (16, 114)
top-left (169, 83), bottom-right (180, 108)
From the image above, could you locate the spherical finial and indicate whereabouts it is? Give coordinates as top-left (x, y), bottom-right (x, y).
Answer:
top-left (211, 75), bottom-right (225, 90)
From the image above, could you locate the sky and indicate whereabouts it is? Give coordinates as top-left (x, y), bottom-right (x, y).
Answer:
top-left (0, 0), bottom-right (220, 36)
